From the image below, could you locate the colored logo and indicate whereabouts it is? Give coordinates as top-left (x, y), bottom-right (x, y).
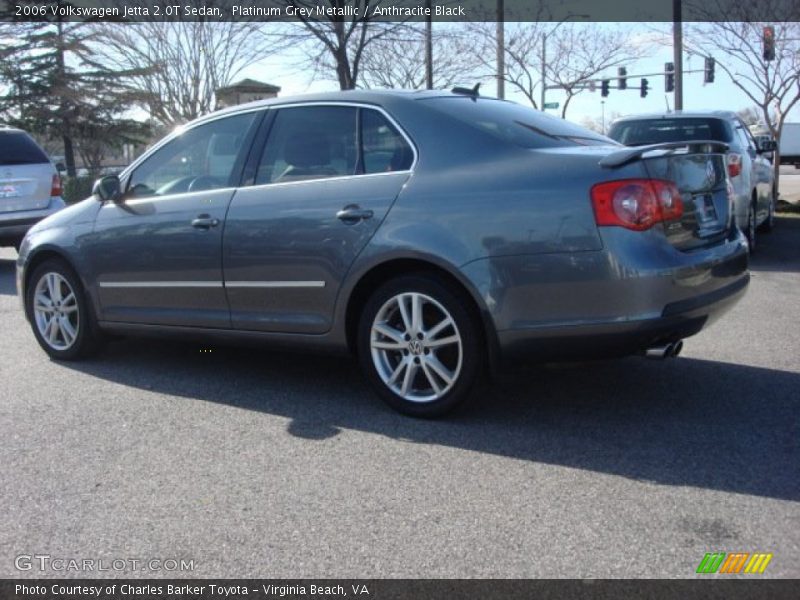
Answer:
top-left (696, 552), bottom-right (773, 574)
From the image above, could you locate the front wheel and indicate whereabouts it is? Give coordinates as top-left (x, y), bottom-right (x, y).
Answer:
top-left (745, 202), bottom-right (757, 254)
top-left (357, 274), bottom-right (483, 418)
top-left (759, 189), bottom-right (776, 233)
top-left (26, 259), bottom-right (102, 360)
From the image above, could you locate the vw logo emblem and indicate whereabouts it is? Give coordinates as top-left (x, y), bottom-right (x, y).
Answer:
top-left (408, 340), bottom-right (423, 355)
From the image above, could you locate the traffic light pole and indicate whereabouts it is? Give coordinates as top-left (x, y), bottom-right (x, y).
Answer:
top-left (673, 0), bottom-right (683, 110)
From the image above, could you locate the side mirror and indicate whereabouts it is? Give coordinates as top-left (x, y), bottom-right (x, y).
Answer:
top-left (758, 139), bottom-right (777, 153)
top-left (92, 175), bottom-right (122, 202)
top-left (55, 162), bottom-right (66, 173)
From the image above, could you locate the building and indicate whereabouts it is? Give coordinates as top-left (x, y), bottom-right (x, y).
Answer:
top-left (215, 79), bottom-right (281, 108)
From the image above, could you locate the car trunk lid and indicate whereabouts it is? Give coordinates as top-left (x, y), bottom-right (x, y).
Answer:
top-left (600, 141), bottom-right (732, 250)
top-left (0, 163), bottom-right (54, 213)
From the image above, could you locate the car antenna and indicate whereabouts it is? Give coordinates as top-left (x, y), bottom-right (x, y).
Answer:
top-left (452, 83), bottom-right (481, 98)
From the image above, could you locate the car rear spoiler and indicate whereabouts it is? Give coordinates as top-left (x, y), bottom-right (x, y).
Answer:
top-left (599, 140), bottom-right (730, 169)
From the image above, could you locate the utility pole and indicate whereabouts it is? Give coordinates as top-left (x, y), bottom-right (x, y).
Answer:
top-left (425, 0), bottom-right (433, 89)
top-left (496, 0), bottom-right (504, 99)
top-left (673, 0), bottom-right (683, 110)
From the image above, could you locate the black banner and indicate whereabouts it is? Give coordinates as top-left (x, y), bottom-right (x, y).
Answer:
top-left (1, 0), bottom-right (800, 23)
top-left (1, 580), bottom-right (799, 600)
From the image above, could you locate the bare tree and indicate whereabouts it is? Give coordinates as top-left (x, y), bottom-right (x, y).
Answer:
top-left (685, 9), bottom-right (800, 190)
top-left (276, 0), bottom-right (409, 90)
top-left (467, 22), bottom-right (545, 107)
top-left (467, 22), bottom-right (647, 116)
top-left (99, 20), bottom-right (276, 126)
top-left (358, 24), bottom-right (476, 90)
top-left (547, 25), bottom-right (649, 119)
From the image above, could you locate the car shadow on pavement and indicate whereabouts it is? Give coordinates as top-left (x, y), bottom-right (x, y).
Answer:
top-left (749, 215), bottom-right (800, 273)
top-left (0, 258), bottom-right (17, 296)
top-left (62, 339), bottom-right (799, 503)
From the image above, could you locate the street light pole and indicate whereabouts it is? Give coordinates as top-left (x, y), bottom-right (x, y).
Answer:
top-left (601, 100), bottom-right (606, 134)
top-left (540, 14), bottom-right (589, 112)
top-left (673, 0), bottom-right (683, 110)
top-left (497, 0), bottom-right (505, 99)
top-left (540, 32), bottom-right (547, 110)
top-left (425, 0), bottom-right (433, 89)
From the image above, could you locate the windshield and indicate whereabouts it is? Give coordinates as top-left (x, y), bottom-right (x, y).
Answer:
top-left (422, 97), bottom-right (614, 149)
top-left (608, 118), bottom-right (733, 147)
top-left (0, 131), bottom-right (50, 166)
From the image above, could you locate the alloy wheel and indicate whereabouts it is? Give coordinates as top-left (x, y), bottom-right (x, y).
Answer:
top-left (33, 272), bottom-right (80, 351)
top-left (370, 292), bottom-right (463, 403)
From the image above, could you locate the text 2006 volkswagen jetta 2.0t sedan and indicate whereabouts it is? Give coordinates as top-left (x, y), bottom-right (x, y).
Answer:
top-left (17, 90), bottom-right (749, 417)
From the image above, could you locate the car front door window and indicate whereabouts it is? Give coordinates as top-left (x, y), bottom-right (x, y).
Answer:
top-left (128, 112), bottom-right (258, 198)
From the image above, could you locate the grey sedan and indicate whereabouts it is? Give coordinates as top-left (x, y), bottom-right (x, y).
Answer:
top-left (17, 90), bottom-right (749, 416)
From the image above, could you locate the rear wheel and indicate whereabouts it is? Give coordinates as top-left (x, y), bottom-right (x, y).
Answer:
top-left (357, 274), bottom-right (483, 418)
top-left (26, 259), bottom-right (102, 360)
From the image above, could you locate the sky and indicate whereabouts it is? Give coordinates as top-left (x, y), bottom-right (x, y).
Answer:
top-left (239, 21), bottom-right (799, 132)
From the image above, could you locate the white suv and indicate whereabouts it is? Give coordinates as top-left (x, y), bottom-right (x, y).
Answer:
top-left (0, 127), bottom-right (66, 251)
top-left (608, 111), bottom-right (777, 252)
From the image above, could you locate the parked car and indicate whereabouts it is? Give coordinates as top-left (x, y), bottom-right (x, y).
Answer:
top-left (0, 127), bottom-right (65, 250)
top-left (778, 122), bottom-right (800, 168)
top-left (608, 111), bottom-right (777, 251)
top-left (16, 91), bottom-right (749, 417)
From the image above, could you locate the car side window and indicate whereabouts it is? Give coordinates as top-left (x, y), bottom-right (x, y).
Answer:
top-left (255, 106), bottom-right (358, 185)
top-left (361, 109), bottom-right (414, 173)
top-left (127, 112), bottom-right (257, 198)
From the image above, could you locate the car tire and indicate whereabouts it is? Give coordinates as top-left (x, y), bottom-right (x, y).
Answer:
top-left (759, 188), bottom-right (776, 233)
top-left (357, 273), bottom-right (483, 418)
top-left (745, 200), bottom-right (757, 254)
top-left (25, 259), bottom-right (103, 360)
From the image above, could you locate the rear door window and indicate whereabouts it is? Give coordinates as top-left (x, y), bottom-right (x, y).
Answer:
top-left (0, 131), bottom-right (49, 166)
top-left (361, 109), bottom-right (414, 173)
top-left (608, 118), bottom-right (732, 146)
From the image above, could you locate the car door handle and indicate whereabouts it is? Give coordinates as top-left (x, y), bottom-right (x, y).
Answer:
top-left (191, 215), bottom-right (220, 229)
top-left (336, 205), bottom-right (373, 223)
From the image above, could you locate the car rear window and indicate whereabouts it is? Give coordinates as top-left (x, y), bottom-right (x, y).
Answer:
top-left (607, 118), bottom-right (732, 146)
top-left (0, 131), bottom-right (50, 166)
top-left (421, 97), bottom-right (613, 148)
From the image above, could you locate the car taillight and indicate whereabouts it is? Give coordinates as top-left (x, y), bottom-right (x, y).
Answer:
top-left (591, 178), bottom-right (683, 231)
top-left (50, 173), bottom-right (62, 198)
top-left (727, 153), bottom-right (742, 178)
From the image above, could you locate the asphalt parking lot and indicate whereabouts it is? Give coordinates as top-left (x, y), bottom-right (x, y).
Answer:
top-left (0, 217), bottom-right (798, 579)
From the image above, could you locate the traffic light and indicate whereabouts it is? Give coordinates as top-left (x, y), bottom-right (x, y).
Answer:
top-left (640, 78), bottom-right (649, 98)
top-left (618, 67), bottom-right (627, 90)
top-left (665, 62), bottom-right (675, 92)
top-left (601, 79), bottom-right (610, 97)
top-left (763, 25), bottom-right (775, 61)
top-left (704, 57), bottom-right (715, 83)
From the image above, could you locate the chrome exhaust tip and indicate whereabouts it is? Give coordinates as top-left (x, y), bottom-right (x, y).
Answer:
top-left (644, 340), bottom-right (684, 360)
top-left (645, 344), bottom-right (671, 360)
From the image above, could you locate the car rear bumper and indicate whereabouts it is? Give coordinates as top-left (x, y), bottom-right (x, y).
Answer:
top-left (496, 273), bottom-right (748, 360)
top-left (0, 199), bottom-right (65, 244)
top-left (461, 227), bottom-right (750, 361)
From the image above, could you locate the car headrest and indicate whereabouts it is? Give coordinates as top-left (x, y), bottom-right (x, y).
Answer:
top-left (284, 133), bottom-right (330, 168)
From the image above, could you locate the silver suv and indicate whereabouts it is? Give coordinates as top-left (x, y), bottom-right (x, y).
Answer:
top-left (0, 127), bottom-right (65, 250)
top-left (608, 111), bottom-right (777, 251)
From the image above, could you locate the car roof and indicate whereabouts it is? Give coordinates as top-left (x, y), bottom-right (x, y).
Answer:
top-left (193, 89), bottom-right (495, 125)
top-left (611, 110), bottom-right (740, 124)
top-left (0, 126), bottom-right (25, 133)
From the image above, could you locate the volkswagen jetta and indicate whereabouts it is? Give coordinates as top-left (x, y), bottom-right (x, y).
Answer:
top-left (17, 90), bottom-right (749, 416)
